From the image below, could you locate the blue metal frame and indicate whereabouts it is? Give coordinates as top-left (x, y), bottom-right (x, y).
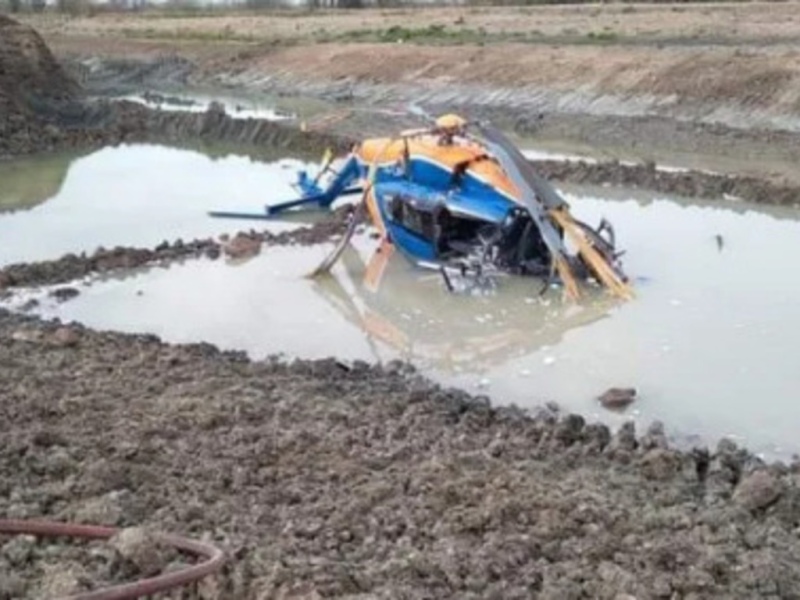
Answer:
top-left (210, 150), bottom-right (520, 265)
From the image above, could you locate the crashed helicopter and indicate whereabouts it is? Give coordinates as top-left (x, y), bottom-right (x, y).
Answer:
top-left (210, 114), bottom-right (634, 301)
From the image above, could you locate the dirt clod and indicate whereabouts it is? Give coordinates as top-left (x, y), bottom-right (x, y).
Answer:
top-left (3, 535), bottom-right (36, 567)
top-left (109, 527), bottom-right (175, 578)
top-left (50, 287), bottom-right (80, 302)
top-left (734, 470), bottom-right (785, 512)
top-left (52, 326), bottom-right (80, 347)
top-left (598, 387), bottom-right (637, 410)
top-left (35, 562), bottom-right (88, 598)
top-left (223, 232), bottom-right (263, 260)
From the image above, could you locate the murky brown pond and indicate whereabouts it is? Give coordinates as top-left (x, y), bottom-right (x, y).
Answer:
top-left (3, 145), bottom-right (800, 459)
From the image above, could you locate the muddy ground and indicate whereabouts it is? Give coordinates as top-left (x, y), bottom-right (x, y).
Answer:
top-left (4, 9), bottom-right (800, 597)
top-left (3, 308), bottom-right (800, 599)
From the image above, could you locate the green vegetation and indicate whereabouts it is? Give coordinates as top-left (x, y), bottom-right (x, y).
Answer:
top-left (312, 24), bottom-right (635, 46)
top-left (317, 24), bottom-right (536, 45)
top-left (118, 26), bottom-right (262, 43)
top-left (111, 22), bottom-right (637, 47)
top-left (586, 30), bottom-right (619, 42)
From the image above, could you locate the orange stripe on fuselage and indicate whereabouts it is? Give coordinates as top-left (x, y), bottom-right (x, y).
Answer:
top-left (355, 136), bottom-right (521, 203)
top-left (364, 186), bottom-right (385, 237)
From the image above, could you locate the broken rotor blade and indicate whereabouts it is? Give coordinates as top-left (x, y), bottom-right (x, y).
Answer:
top-left (468, 123), bottom-right (571, 265)
top-left (306, 200), bottom-right (367, 278)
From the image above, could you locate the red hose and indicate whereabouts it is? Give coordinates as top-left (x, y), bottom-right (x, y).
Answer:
top-left (0, 519), bottom-right (226, 600)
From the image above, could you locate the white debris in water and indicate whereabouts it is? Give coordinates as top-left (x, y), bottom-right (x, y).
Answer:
top-left (477, 378), bottom-right (491, 389)
top-left (543, 356), bottom-right (556, 366)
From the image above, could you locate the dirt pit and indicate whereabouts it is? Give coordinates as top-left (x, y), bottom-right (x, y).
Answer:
top-left (5, 173), bottom-right (800, 461)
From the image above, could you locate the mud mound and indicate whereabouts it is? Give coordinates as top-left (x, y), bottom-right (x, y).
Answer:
top-left (0, 15), bottom-right (78, 107)
top-left (533, 159), bottom-right (800, 207)
top-left (0, 16), bottom-right (82, 157)
top-left (0, 17), bottom-right (354, 160)
top-left (0, 18), bottom-right (353, 160)
top-left (2, 309), bottom-right (800, 598)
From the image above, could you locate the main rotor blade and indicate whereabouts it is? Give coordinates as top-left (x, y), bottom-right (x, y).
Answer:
top-left (469, 123), bottom-right (568, 258)
top-left (472, 123), bottom-right (568, 210)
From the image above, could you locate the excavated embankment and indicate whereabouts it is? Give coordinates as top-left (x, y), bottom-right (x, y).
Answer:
top-left (0, 16), bottom-right (350, 159)
top-left (3, 16), bottom-right (800, 210)
top-left (2, 308), bottom-right (800, 598)
top-left (4, 15), bottom-right (800, 599)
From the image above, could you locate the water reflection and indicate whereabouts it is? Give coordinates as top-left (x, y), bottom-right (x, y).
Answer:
top-left (0, 151), bottom-right (79, 214)
top-left (0, 144), bottom-right (318, 267)
top-left (313, 240), bottom-right (618, 374)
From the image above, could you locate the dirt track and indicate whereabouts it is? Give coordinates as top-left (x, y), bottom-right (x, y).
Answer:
top-left (3, 308), bottom-right (800, 598)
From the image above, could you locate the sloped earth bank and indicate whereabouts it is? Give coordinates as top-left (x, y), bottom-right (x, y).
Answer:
top-left (3, 15), bottom-right (800, 208)
top-left (34, 17), bottom-right (800, 186)
top-left (0, 94), bottom-right (351, 162)
top-left (3, 308), bottom-right (800, 599)
top-left (0, 15), bottom-right (347, 159)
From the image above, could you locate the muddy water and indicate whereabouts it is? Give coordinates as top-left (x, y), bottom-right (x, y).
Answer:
top-left (0, 144), bottom-right (323, 266)
top-left (13, 183), bottom-right (800, 459)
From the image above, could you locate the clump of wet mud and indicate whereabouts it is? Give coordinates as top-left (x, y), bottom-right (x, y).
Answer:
top-left (0, 206), bottom-right (353, 291)
top-left (2, 308), bottom-right (800, 598)
top-left (0, 15), bottom-right (83, 158)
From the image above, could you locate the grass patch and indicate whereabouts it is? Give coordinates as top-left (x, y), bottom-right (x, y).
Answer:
top-left (118, 27), bottom-right (261, 43)
top-left (585, 30), bottom-right (619, 43)
top-left (319, 24), bottom-right (538, 45)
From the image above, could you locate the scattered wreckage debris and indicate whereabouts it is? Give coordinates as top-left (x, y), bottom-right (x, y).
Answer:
top-left (210, 113), bottom-right (634, 302)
